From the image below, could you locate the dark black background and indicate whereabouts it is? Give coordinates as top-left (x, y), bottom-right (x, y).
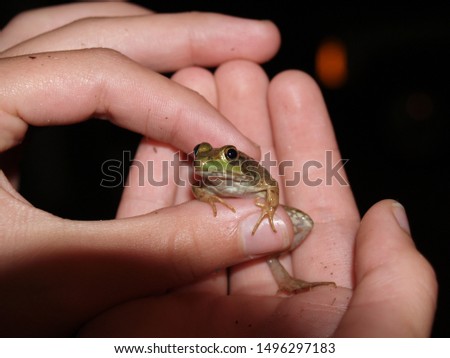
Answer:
top-left (1, 2), bottom-right (448, 337)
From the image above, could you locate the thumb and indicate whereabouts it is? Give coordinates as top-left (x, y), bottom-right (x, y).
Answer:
top-left (0, 194), bottom-right (295, 336)
top-left (94, 198), bottom-right (296, 290)
top-left (334, 199), bottom-right (437, 337)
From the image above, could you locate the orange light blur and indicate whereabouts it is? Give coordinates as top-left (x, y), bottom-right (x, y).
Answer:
top-left (315, 38), bottom-right (347, 89)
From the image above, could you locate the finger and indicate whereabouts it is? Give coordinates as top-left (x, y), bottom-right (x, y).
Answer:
top-left (213, 61), bottom-right (284, 200)
top-left (171, 67), bottom-right (218, 107)
top-left (171, 67), bottom-right (220, 206)
top-left (117, 67), bottom-right (219, 218)
top-left (0, 2), bottom-right (151, 51)
top-left (168, 67), bottom-right (224, 294)
top-left (269, 71), bottom-right (359, 288)
top-left (335, 200), bottom-right (437, 337)
top-left (214, 60), bottom-right (272, 146)
top-left (0, 50), bottom-right (258, 158)
top-left (0, 198), bottom-right (295, 336)
top-left (117, 67), bottom-right (223, 292)
top-left (214, 60), bottom-right (280, 295)
top-left (1, 13), bottom-right (281, 72)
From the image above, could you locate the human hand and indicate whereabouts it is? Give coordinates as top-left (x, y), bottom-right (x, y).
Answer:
top-left (79, 61), bottom-right (437, 337)
top-left (0, 3), bottom-right (285, 336)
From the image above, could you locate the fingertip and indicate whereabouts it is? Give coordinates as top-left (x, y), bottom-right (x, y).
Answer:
top-left (171, 66), bottom-right (218, 106)
top-left (215, 59), bottom-right (269, 94)
top-left (214, 60), bottom-right (270, 152)
top-left (0, 110), bottom-right (28, 152)
top-left (172, 12), bottom-right (280, 68)
top-left (269, 70), bottom-right (323, 112)
top-left (356, 199), bottom-right (414, 274)
top-left (359, 199), bottom-right (416, 245)
top-left (269, 69), bottom-right (334, 154)
top-left (390, 200), bottom-right (411, 235)
top-left (271, 69), bottom-right (316, 86)
top-left (254, 19), bottom-right (281, 62)
top-left (211, 15), bottom-right (281, 63)
top-left (357, 199), bottom-right (437, 291)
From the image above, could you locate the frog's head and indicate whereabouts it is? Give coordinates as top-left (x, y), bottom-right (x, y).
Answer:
top-left (193, 142), bottom-right (246, 179)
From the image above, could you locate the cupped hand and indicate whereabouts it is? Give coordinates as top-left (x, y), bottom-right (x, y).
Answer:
top-left (0, 3), bottom-right (437, 338)
top-left (79, 61), bottom-right (437, 337)
top-left (0, 3), bottom-right (287, 337)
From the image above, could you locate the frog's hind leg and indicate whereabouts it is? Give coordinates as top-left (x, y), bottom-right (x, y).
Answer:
top-left (284, 206), bottom-right (314, 249)
top-left (266, 256), bottom-right (336, 295)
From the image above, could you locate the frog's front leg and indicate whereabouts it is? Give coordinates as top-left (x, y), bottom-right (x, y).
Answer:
top-left (252, 187), bottom-right (279, 235)
top-left (192, 185), bottom-right (236, 216)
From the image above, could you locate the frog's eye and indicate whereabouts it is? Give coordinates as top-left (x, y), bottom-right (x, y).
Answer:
top-left (225, 146), bottom-right (238, 160)
top-left (193, 144), bottom-right (200, 157)
top-left (193, 142), bottom-right (212, 157)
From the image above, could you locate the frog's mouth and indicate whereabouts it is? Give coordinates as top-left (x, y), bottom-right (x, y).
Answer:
top-left (194, 170), bottom-right (254, 184)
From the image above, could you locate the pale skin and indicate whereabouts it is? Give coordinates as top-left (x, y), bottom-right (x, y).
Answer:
top-left (0, 3), bottom-right (437, 337)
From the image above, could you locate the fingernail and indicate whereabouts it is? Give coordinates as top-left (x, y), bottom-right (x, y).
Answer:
top-left (240, 213), bottom-right (290, 258)
top-left (392, 201), bottom-right (411, 235)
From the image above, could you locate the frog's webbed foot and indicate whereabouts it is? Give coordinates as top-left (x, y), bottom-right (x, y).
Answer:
top-left (252, 194), bottom-right (278, 235)
top-left (192, 186), bottom-right (236, 216)
top-left (206, 195), bottom-right (236, 216)
top-left (252, 187), bottom-right (279, 235)
top-left (253, 198), bottom-right (277, 235)
top-left (267, 256), bottom-right (336, 295)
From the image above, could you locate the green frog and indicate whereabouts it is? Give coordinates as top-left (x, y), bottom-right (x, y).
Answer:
top-left (192, 142), bottom-right (336, 294)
